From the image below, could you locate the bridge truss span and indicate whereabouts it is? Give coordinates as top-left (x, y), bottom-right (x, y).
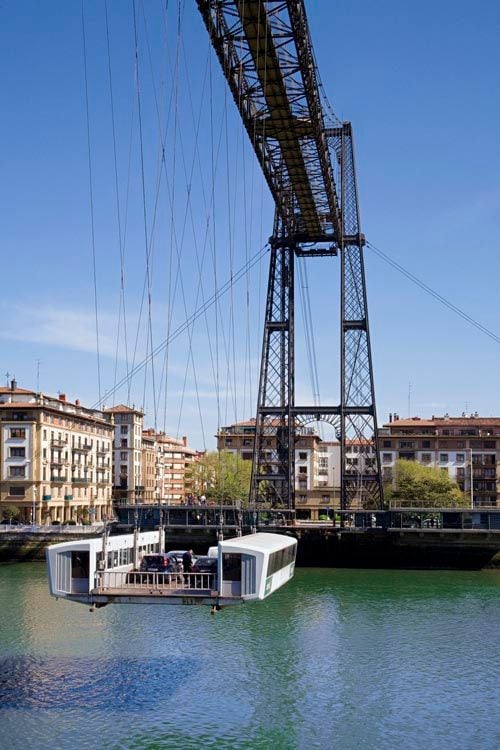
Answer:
top-left (198, 0), bottom-right (383, 510)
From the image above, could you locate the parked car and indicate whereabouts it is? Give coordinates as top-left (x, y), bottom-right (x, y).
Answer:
top-left (192, 555), bottom-right (218, 587)
top-left (126, 553), bottom-right (175, 585)
top-left (166, 550), bottom-right (198, 572)
top-left (140, 553), bottom-right (173, 573)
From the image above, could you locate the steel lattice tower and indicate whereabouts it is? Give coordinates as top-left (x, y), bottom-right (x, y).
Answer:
top-left (198, 0), bottom-right (383, 511)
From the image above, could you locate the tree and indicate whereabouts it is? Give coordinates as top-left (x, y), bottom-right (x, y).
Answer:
top-left (1, 505), bottom-right (20, 522)
top-left (186, 451), bottom-right (252, 505)
top-left (385, 459), bottom-right (469, 508)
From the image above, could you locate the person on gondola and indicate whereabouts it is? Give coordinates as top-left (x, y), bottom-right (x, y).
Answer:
top-left (182, 549), bottom-right (194, 584)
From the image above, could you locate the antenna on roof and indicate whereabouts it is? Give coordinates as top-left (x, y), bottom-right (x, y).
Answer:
top-left (36, 359), bottom-right (42, 392)
top-left (5, 372), bottom-right (11, 387)
top-left (407, 381), bottom-right (412, 418)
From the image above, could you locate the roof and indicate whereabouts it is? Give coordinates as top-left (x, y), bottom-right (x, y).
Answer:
top-left (0, 400), bottom-right (112, 426)
top-left (219, 532), bottom-right (296, 554)
top-left (385, 417), bottom-right (500, 428)
top-left (0, 387), bottom-right (35, 396)
top-left (104, 404), bottom-right (144, 415)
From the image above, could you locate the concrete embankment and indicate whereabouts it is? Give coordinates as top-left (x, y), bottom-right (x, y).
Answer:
top-left (1, 527), bottom-right (500, 569)
top-left (0, 532), bottom-right (102, 563)
top-left (160, 526), bottom-right (500, 570)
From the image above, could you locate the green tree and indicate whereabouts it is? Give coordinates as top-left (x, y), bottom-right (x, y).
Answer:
top-left (186, 450), bottom-right (252, 505)
top-left (1, 505), bottom-right (20, 522)
top-left (386, 459), bottom-right (469, 508)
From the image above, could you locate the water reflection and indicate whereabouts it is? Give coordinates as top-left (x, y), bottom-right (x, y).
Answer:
top-left (0, 563), bottom-right (499, 750)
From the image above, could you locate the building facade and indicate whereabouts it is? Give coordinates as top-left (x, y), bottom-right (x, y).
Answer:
top-left (154, 432), bottom-right (199, 503)
top-left (217, 420), bottom-right (365, 515)
top-left (0, 381), bottom-right (113, 524)
top-left (379, 414), bottom-right (500, 507)
top-left (104, 405), bottom-right (144, 503)
top-left (141, 431), bottom-right (157, 502)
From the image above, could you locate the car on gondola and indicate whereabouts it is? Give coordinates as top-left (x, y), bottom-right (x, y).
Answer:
top-left (192, 555), bottom-right (218, 587)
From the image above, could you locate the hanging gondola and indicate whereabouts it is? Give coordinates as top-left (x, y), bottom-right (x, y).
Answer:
top-left (46, 529), bottom-right (297, 610)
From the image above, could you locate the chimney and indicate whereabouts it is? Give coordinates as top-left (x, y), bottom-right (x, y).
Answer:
top-left (389, 413), bottom-right (393, 423)
top-left (59, 393), bottom-right (66, 402)
top-left (182, 436), bottom-right (187, 446)
top-left (75, 399), bottom-right (80, 406)
top-left (10, 378), bottom-right (17, 392)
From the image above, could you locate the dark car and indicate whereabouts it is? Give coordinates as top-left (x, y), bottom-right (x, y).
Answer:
top-left (126, 553), bottom-right (174, 585)
top-left (192, 555), bottom-right (218, 588)
top-left (140, 553), bottom-right (173, 573)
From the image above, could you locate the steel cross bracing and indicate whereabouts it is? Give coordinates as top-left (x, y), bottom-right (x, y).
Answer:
top-left (196, 0), bottom-right (342, 242)
top-left (197, 0), bottom-right (383, 510)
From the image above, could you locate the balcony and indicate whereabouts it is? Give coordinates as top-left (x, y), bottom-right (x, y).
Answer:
top-left (73, 442), bottom-right (92, 452)
top-left (50, 438), bottom-right (67, 447)
top-left (50, 460), bottom-right (66, 467)
top-left (72, 477), bottom-right (90, 484)
top-left (50, 476), bottom-right (67, 483)
top-left (64, 494), bottom-right (74, 501)
top-left (96, 449), bottom-right (109, 456)
top-left (42, 494), bottom-right (52, 502)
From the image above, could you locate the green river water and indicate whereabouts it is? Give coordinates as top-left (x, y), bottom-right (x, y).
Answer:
top-left (0, 563), bottom-right (499, 750)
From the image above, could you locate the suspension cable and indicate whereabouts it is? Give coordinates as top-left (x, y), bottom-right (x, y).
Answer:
top-left (81, 1), bottom-right (102, 404)
top-left (93, 243), bottom-right (269, 410)
top-left (132, 0), bottom-right (158, 424)
top-left (104, 0), bottom-right (131, 406)
top-left (366, 241), bottom-right (500, 346)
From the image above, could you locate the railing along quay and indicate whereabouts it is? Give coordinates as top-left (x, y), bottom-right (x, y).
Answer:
top-left (113, 504), bottom-right (500, 533)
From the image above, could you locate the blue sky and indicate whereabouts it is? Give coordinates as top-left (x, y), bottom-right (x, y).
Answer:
top-left (1, 0), bottom-right (499, 449)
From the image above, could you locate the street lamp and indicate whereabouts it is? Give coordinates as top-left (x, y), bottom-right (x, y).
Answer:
top-left (31, 480), bottom-right (37, 526)
top-left (469, 448), bottom-right (474, 510)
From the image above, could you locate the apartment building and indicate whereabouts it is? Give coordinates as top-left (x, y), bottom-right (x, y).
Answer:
top-left (104, 405), bottom-right (144, 503)
top-left (0, 381), bottom-right (113, 524)
top-left (217, 419), bottom-right (353, 514)
top-left (379, 413), bottom-right (500, 507)
top-left (154, 432), bottom-right (199, 503)
top-left (141, 431), bottom-right (157, 502)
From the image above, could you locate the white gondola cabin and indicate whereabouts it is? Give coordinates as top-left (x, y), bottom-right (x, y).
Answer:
top-left (46, 531), bottom-right (297, 609)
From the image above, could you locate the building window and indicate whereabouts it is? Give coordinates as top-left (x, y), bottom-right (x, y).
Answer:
top-left (242, 452), bottom-right (253, 460)
top-left (243, 439), bottom-right (252, 447)
top-left (421, 453), bottom-right (432, 463)
top-left (299, 452), bottom-right (307, 460)
top-left (10, 447), bottom-right (26, 458)
top-left (399, 441), bottom-right (414, 449)
top-left (382, 453), bottom-right (392, 463)
top-left (298, 494), bottom-right (307, 503)
top-left (422, 440), bottom-right (431, 449)
top-left (10, 428), bottom-right (26, 439)
top-left (298, 466), bottom-right (307, 474)
top-left (120, 426), bottom-right (128, 434)
top-left (456, 453), bottom-right (465, 463)
top-left (120, 451), bottom-right (127, 460)
top-left (440, 454), bottom-right (448, 463)
top-left (121, 439), bottom-right (127, 448)
top-left (383, 440), bottom-right (391, 448)
top-left (9, 486), bottom-right (25, 496)
top-left (9, 466), bottom-right (25, 477)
